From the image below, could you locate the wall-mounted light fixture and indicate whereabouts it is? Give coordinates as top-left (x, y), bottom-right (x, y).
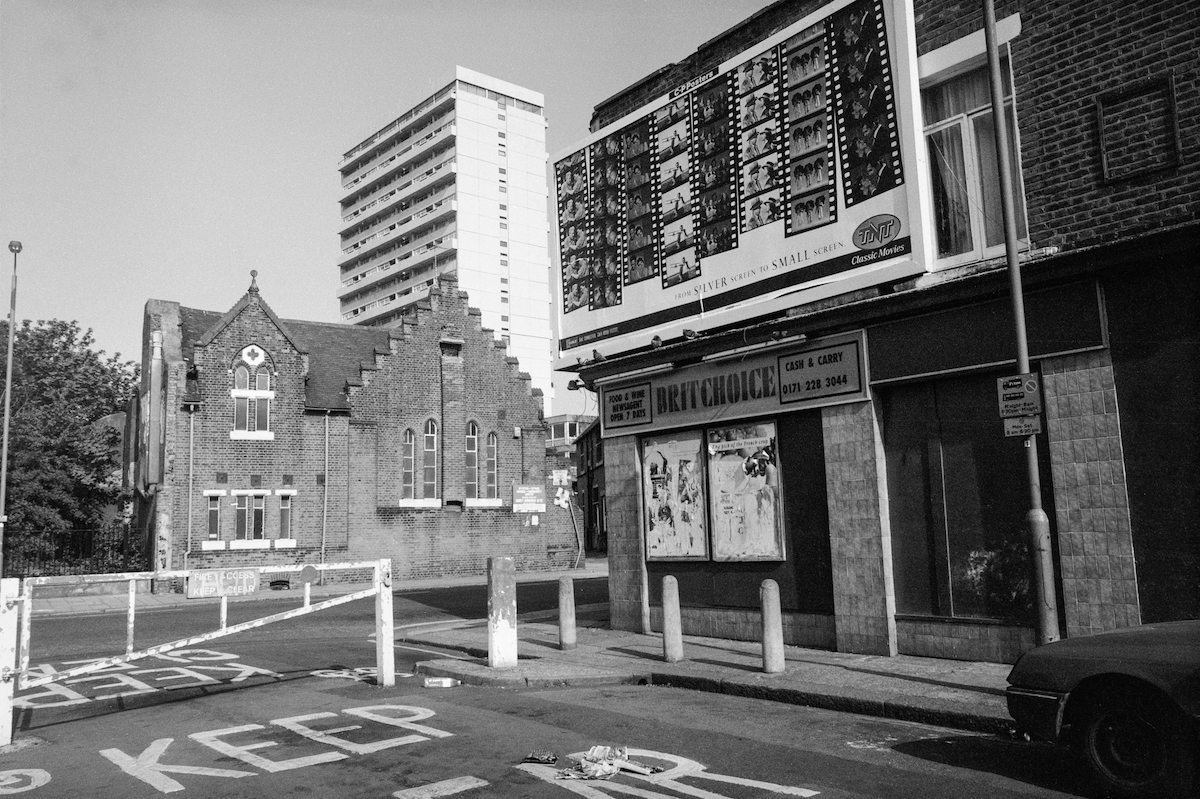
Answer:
top-left (701, 333), bottom-right (808, 363)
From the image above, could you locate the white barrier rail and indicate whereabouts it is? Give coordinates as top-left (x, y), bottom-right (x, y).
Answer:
top-left (0, 560), bottom-right (395, 746)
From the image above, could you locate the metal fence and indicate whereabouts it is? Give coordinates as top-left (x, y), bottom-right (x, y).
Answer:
top-left (1, 525), bottom-right (148, 578)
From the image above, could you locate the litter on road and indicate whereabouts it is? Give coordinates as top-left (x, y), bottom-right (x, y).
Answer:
top-left (556, 745), bottom-right (664, 780)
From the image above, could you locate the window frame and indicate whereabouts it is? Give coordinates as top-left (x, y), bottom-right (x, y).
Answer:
top-left (279, 494), bottom-right (292, 540)
top-left (230, 350), bottom-right (275, 441)
top-left (400, 421), bottom-right (442, 507)
top-left (422, 419), bottom-right (439, 500)
top-left (920, 40), bottom-right (1029, 270)
top-left (401, 428), bottom-right (416, 500)
top-left (467, 430), bottom-right (503, 507)
top-left (464, 421), bottom-right (479, 499)
top-left (207, 496), bottom-right (221, 540)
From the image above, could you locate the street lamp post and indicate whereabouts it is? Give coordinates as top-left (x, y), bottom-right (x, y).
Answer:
top-left (982, 2), bottom-right (1060, 645)
top-left (0, 241), bottom-right (19, 579)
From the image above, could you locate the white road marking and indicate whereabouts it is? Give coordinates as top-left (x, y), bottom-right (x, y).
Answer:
top-left (0, 770), bottom-right (51, 794)
top-left (99, 705), bottom-right (454, 792)
top-left (100, 738), bottom-right (255, 793)
top-left (393, 644), bottom-right (470, 661)
top-left (393, 776), bottom-right (489, 797)
top-left (518, 748), bottom-right (820, 797)
top-left (310, 667), bottom-right (414, 681)
top-left (845, 736), bottom-right (899, 751)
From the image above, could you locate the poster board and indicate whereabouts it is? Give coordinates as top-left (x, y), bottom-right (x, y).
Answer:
top-left (553, 0), bottom-right (929, 367)
top-left (642, 432), bottom-right (709, 560)
top-left (707, 421), bottom-right (784, 561)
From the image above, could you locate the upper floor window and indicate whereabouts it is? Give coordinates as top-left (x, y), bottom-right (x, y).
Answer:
top-left (235, 494), bottom-right (266, 540)
top-left (401, 429), bottom-right (415, 500)
top-left (279, 495), bottom-right (292, 540)
top-left (230, 345), bottom-right (275, 441)
top-left (485, 432), bottom-right (498, 499)
top-left (465, 422), bottom-right (480, 499)
top-left (422, 419), bottom-right (439, 500)
top-left (922, 53), bottom-right (1028, 267)
top-left (207, 497), bottom-right (220, 540)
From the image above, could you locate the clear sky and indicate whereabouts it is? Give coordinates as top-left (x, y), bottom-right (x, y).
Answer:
top-left (1, 0), bottom-right (770, 410)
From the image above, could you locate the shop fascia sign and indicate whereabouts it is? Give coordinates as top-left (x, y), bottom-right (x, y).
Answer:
top-left (599, 330), bottom-right (868, 437)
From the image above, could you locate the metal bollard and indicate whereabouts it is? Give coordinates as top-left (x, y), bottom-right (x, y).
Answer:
top-left (558, 576), bottom-right (577, 651)
top-left (662, 575), bottom-right (684, 663)
top-left (487, 557), bottom-right (518, 668)
top-left (761, 579), bottom-right (785, 674)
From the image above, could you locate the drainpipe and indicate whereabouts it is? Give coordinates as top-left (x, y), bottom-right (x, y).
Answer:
top-left (146, 331), bottom-right (165, 574)
top-left (320, 410), bottom-right (329, 582)
top-left (183, 408), bottom-right (194, 572)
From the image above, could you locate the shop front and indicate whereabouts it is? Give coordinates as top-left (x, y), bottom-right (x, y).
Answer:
top-left (600, 332), bottom-right (866, 650)
top-left (596, 277), bottom-right (1130, 663)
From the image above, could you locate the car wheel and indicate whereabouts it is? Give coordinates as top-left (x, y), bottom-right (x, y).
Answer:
top-left (1077, 691), bottom-right (1196, 798)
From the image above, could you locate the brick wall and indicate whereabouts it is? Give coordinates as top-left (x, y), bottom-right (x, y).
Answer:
top-left (915, 0), bottom-right (1200, 251)
top-left (591, 0), bottom-right (828, 130)
top-left (144, 276), bottom-right (577, 584)
top-left (343, 280), bottom-right (577, 580)
top-left (169, 294), bottom-right (317, 562)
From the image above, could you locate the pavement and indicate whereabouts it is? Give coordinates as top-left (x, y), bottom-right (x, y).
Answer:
top-left (25, 557), bottom-right (1018, 737)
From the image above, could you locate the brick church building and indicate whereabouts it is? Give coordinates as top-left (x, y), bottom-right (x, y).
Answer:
top-left (128, 272), bottom-right (578, 583)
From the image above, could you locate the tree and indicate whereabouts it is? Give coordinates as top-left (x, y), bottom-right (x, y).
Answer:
top-left (0, 319), bottom-right (138, 546)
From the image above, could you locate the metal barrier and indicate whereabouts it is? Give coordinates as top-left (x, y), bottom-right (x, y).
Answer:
top-left (0, 559), bottom-right (395, 746)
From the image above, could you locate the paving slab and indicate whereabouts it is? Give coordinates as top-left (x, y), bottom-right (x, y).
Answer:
top-left (406, 617), bottom-right (1015, 736)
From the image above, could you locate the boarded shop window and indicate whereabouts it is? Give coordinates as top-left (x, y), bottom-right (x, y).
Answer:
top-left (879, 371), bottom-right (1052, 622)
top-left (922, 54), bottom-right (1027, 267)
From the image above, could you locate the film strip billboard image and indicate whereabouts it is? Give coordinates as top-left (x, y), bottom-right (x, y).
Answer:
top-left (554, 0), bottom-right (924, 364)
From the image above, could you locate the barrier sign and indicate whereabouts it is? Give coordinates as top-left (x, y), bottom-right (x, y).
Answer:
top-left (513, 485), bottom-right (547, 513)
top-left (997, 373), bottom-right (1042, 418)
top-left (187, 568), bottom-right (260, 599)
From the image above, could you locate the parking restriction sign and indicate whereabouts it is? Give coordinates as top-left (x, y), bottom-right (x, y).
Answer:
top-left (997, 373), bottom-right (1042, 418)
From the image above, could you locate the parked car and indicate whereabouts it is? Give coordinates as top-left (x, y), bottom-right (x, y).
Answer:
top-left (1006, 620), bottom-right (1199, 798)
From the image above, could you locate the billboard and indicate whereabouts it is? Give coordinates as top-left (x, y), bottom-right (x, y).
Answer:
top-left (554, 0), bottom-right (929, 368)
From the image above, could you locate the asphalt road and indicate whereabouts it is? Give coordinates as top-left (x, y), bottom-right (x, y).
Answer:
top-left (22, 577), bottom-right (610, 663)
top-left (4, 580), bottom-right (1087, 798)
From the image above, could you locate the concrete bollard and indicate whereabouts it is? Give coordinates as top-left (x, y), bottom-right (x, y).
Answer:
top-left (487, 556), bottom-right (517, 668)
top-left (662, 575), bottom-right (684, 663)
top-left (558, 576), bottom-right (577, 651)
top-left (761, 579), bottom-right (785, 674)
